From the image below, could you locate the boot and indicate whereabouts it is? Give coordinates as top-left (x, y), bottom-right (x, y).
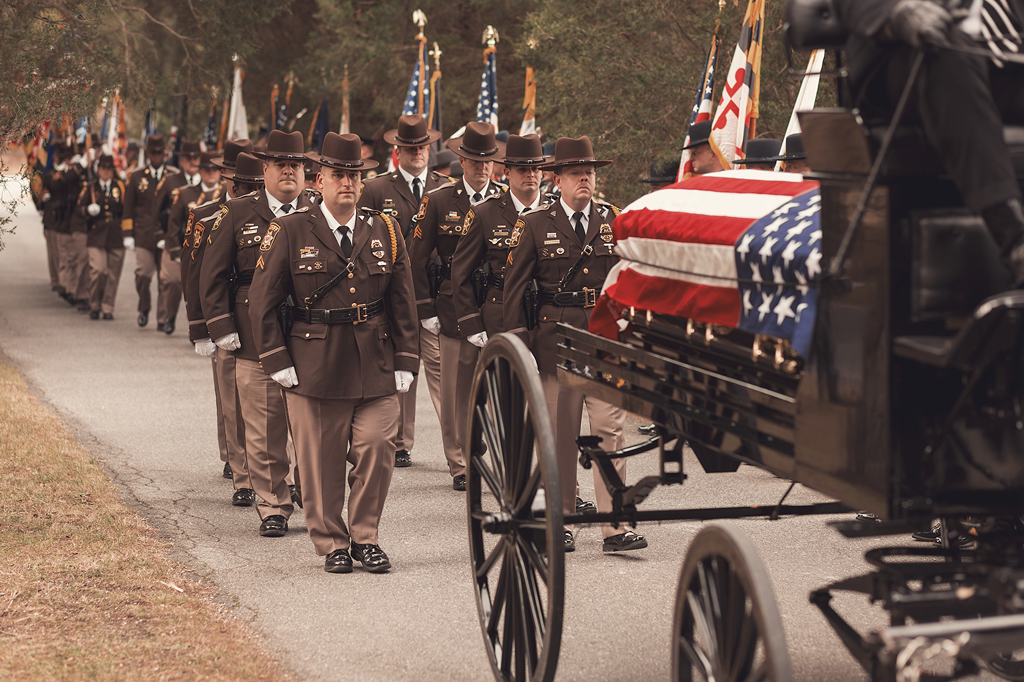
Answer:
top-left (981, 198), bottom-right (1024, 285)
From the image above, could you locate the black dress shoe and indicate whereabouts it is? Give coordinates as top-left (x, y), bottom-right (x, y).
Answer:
top-left (603, 531), bottom-right (648, 552)
top-left (231, 488), bottom-right (255, 506)
top-left (156, 322), bottom-right (166, 332)
top-left (564, 530), bottom-right (576, 552)
top-left (222, 462), bottom-right (233, 479)
top-left (637, 423), bottom-right (657, 435)
top-left (395, 449), bottom-right (412, 468)
top-left (324, 549), bottom-right (353, 574)
top-left (102, 313), bottom-right (113, 320)
top-left (164, 318), bottom-right (175, 335)
top-left (350, 542), bottom-right (391, 572)
top-left (289, 484), bottom-right (302, 509)
top-left (259, 515), bottom-right (288, 537)
top-left (89, 310), bottom-right (100, 320)
top-left (575, 497), bottom-right (597, 514)
top-left (137, 311), bottom-right (148, 327)
top-left (452, 474), bottom-right (466, 491)
top-left (77, 300), bottom-right (90, 312)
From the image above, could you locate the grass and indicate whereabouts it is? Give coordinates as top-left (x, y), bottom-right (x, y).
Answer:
top-left (0, 360), bottom-right (296, 681)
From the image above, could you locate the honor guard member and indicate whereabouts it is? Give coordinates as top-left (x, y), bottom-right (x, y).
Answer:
top-left (358, 114), bottom-right (454, 469)
top-left (409, 122), bottom-right (503, 490)
top-left (155, 140), bottom-right (202, 334)
top-left (200, 131), bottom-right (313, 537)
top-left (176, 151), bottom-right (226, 292)
top-left (503, 136), bottom-right (648, 553)
top-left (73, 154), bottom-right (125, 320)
top-left (681, 120), bottom-right (724, 176)
top-left (40, 141), bottom-right (72, 295)
top-left (122, 134), bottom-right (181, 329)
top-left (638, 157), bottom-right (682, 191)
top-left (733, 138), bottom-right (783, 172)
top-left (184, 141), bottom-right (254, 504)
top-left (771, 134), bottom-right (809, 174)
top-left (248, 133), bottom-right (419, 574)
top-left (43, 141), bottom-right (83, 302)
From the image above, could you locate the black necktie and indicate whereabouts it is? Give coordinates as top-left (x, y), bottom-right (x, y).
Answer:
top-left (339, 228), bottom-right (352, 258)
top-left (412, 177), bottom-right (422, 202)
top-left (473, 192), bottom-right (482, 203)
top-left (573, 211), bottom-right (586, 243)
top-left (280, 203), bottom-right (292, 215)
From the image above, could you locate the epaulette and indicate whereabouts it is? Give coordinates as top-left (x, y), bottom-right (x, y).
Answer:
top-left (276, 205), bottom-right (310, 220)
top-left (425, 183), bottom-right (453, 197)
top-left (193, 197), bottom-right (220, 212)
top-left (521, 204), bottom-right (550, 218)
top-left (360, 206), bottom-right (382, 216)
top-left (479, 191), bottom-right (503, 204)
top-left (595, 199), bottom-right (621, 218)
top-left (237, 190), bottom-right (258, 199)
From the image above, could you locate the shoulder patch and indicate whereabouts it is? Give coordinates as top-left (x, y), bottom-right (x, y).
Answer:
top-left (211, 205), bottom-right (229, 231)
top-left (463, 208), bottom-right (475, 233)
top-left (509, 219), bottom-right (525, 249)
top-left (415, 195), bottom-right (429, 222)
top-left (261, 222), bottom-right (281, 252)
top-left (170, 187), bottom-right (181, 204)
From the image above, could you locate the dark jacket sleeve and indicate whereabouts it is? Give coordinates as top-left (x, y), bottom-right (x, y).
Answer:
top-left (122, 174), bottom-right (136, 236)
top-left (408, 193), bottom-right (439, 321)
top-left (198, 205), bottom-right (238, 341)
top-left (449, 208), bottom-right (487, 337)
top-left (384, 217), bottom-right (422, 374)
top-left (247, 220), bottom-right (294, 375)
top-left (502, 220), bottom-right (537, 345)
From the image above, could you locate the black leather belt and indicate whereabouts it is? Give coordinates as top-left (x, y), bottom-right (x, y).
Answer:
top-left (538, 288), bottom-right (598, 308)
top-left (235, 270), bottom-right (255, 288)
top-left (290, 298), bottom-right (385, 324)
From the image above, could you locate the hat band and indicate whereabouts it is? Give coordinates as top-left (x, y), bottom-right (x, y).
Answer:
top-left (553, 157), bottom-right (598, 164)
top-left (395, 133), bottom-right (431, 145)
top-left (504, 157), bottom-right (547, 165)
top-left (459, 144), bottom-right (498, 158)
top-left (320, 157), bottom-right (364, 169)
top-left (230, 174), bottom-right (264, 183)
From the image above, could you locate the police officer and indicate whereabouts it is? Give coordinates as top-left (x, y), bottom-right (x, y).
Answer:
top-left (680, 120), bottom-right (723, 176)
top-left (359, 114), bottom-right (454, 469)
top-left (156, 141), bottom-right (205, 334)
top-left (733, 138), bottom-right (783, 172)
top-left (122, 134), bottom-right (180, 329)
top-left (409, 122), bottom-right (503, 490)
top-left (73, 154), bottom-right (125, 320)
top-left (42, 141), bottom-right (83, 302)
top-left (200, 131), bottom-right (313, 537)
top-left (770, 134), bottom-right (810, 174)
top-left (503, 136), bottom-right (647, 553)
top-left (248, 132), bottom-right (419, 574)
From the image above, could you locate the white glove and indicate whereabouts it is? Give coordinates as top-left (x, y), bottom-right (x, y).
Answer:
top-left (271, 366), bottom-right (299, 388)
top-left (215, 332), bottom-right (241, 350)
top-left (72, 154), bottom-right (87, 169)
top-left (395, 370), bottom-right (414, 393)
top-left (421, 316), bottom-right (441, 335)
top-left (156, 239), bottom-right (166, 250)
top-left (41, 191), bottom-right (51, 202)
top-left (194, 338), bottom-right (217, 357)
top-left (87, 203), bottom-right (101, 217)
top-left (467, 331), bottom-right (488, 348)
top-left (123, 236), bottom-right (135, 250)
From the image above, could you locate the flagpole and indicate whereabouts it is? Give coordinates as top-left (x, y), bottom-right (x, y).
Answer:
top-left (340, 64), bottom-right (351, 134)
top-left (414, 10), bottom-right (427, 116)
top-left (478, 26), bottom-right (499, 130)
top-left (519, 67), bottom-right (536, 136)
top-left (774, 50), bottom-right (825, 171)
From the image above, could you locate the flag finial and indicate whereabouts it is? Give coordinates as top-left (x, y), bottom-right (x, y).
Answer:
top-left (430, 41), bottom-right (443, 72)
top-left (413, 9), bottom-right (427, 36)
top-left (483, 25), bottom-right (499, 47)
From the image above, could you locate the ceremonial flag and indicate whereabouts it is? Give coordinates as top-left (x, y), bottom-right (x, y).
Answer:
top-left (115, 96), bottom-right (128, 170)
top-left (427, 44), bottom-right (443, 154)
top-left (309, 80), bottom-right (331, 154)
top-left (591, 170), bottom-right (822, 357)
top-left (775, 49), bottom-right (825, 171)
top-left (227, 61), bottom-right (249, 141)
top-left (203, 99), bottom-right (218, 149)
top-left (340, 66), bottom-right (350, 134)
top-left (218, 92), bottom-right (230, 151)
top-left (391, 30), bottom-right (431, 170)
top-left (476, 40), bottom-right (499, 129)
top-left (270, 84), bottom-right (280, 134)
top-left (677, 33), bottom-right (721, 182)
top-left (708, 0), bottom-right (765, 169)
top-left (519, 67), bottom-right (536, 136)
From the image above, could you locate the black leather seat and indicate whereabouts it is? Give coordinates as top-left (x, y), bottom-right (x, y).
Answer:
top-left (893, 291), bottom-right (1024, 369)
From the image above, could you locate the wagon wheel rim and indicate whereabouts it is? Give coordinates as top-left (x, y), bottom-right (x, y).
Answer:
top-left (468, 333), bottom-right (564, 682)
top-left (672, 525), bottom-right (792, 682)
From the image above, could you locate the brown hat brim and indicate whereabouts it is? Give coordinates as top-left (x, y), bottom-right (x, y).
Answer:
top-left (446, 138), bottom-right (506, 161)
top-left (498, 154), bottom-right (552, 167)
top-left (303, 150), bottom-right (379, 171)
top-left (220, 169), bottom-right (265, 184)
top-left (383, 129), bottom-right (442, 147)
top-left (251, 151), bottom-right (307, 161)
top-left (544, 158), bottom-right (613, 170)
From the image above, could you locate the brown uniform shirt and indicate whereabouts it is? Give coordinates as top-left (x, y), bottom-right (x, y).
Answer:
top-left (247, 206), bottom-right (420, 401)
top-left (121, 165), bottom-right (181, 250)
top-left (503, 199), bottom-right (620, 374)
top-left (408, 181), bottom-right (503, 337)
top-left (182, 195), bottom-right (229, 342)
top-left (199, 188), bottom-right (313, 361)
top-left (358, 169), bottom-right (453, 238)
top-left (72, 178), bottom-right (125, 249)
top-left (168, 182), bottom-right (224, 260)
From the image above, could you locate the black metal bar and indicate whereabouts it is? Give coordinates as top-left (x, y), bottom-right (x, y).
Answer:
top-left (562, 501), bottom-right (850, 526)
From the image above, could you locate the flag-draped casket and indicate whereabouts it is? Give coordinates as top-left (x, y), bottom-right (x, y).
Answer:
top-left (591, 170), bottom-right (822, 357)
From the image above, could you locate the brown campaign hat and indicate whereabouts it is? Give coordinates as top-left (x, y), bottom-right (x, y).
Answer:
top-left (252, 130), bottom-right (306, 161)
top-left (179, 140), bottom-right (201, 158)
top-left (307, 132), bottom-right (379, 171)
top-left (383, 114), bottom-right (442, 147)
top-left (543, 136), bottom-right (612, 169)
top-left (220, 152), bottom-right (265, 184)
top-left (198, 151), bottom-right (221, 169)
top-left (145, 134), bottom-right (166, 155)
top-left (446, 122), bottom-right (505, 160)
top-left (497, 134), bottom-right (550, 167)
top-left (97, 154), bottom-right (116, 169)
top-left (213, 139), bottom-right (254, 170)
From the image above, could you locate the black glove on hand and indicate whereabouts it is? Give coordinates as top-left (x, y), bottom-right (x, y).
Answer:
top-left (889, 0), bottom-right (954, 48)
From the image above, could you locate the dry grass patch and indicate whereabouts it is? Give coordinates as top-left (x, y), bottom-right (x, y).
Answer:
top-left (0, 361), bottom-right (296, 681)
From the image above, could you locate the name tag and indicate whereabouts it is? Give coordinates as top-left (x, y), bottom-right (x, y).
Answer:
top-left (543, 239), bottom-right (560, 245)
top-left (242, 224), bottom-right (259, 235)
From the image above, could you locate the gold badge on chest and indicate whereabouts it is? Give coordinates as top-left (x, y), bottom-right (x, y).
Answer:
top-left (138, 177), bottom-right (149, 193)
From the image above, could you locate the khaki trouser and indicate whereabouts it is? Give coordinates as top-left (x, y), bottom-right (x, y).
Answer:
top-left (58, 232), bottom-right (87, 296)
top-left (396, 326), bottom-right (443, 453)
top-left (158, 249), bottom-right (182, 325)
top-left (44, 229), bottom-right (61, 290)
top-left (214, 348), bottom-right (249, 489)
top-left (234, 358), bottom-right (292, 520)
top-left (284, 392), bottom-right (398, 556)
top-left (133, 246), bottom-right (161, 314)
top-left (439, 333), bottom-right (479, 478)
top-left (541, 372), bottom-right (627, 539)
top-left (86, 246), bottom-right (125, 314)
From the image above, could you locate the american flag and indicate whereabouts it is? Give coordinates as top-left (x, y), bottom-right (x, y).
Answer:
top-left (677, 32), bottom-right (720, 182)
top-left (591, 170), bottom-right (821, 356)
top-left (391, 37), bottom-right (431, 170)
top-left (203, 100), bottom-right (218, 149)
top-left (476, 47), bottom-right (498, 129)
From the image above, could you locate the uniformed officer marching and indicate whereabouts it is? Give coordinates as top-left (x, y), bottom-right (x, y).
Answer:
top-left (358, 114), bottom-right (455, 469)
top-left (72, 154), bottom-right (125, 320)
top-left (200, 131), bottom-right (313, 537)
top-left (503, 136), bottom-right (647, 553)
top-left (155, 140), bottom-right (202, 335)
top-left (248, 132), bottom-right (420, 574)
top-left (169, 150), bottom-right (222, 288)
top-left (409, 122), bottom-right (504, 490)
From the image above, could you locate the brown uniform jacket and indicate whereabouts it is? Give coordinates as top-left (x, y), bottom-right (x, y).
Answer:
top-left (41, 166), bottom-right (82, 234)
top-left (408, 181), bottom-right (503, 337)
top-left (450, 189), bottom-right (545, 338)
top-left (503, 199), bottom-right (620, 374)
top-left (121, 165), bottom-right (181, 250)
top-left (72, 178), bottom-right (125, 249)
top-left (168, 182), bottom-right (223, 260)
top-left (358, 169), bottom-right (454, 238)
top-left (199, 188), bottom-right (313, 361)
top-left (247, 206), bottom-right (420, 401)
top-left (182, 195), bottom-right (229, 342)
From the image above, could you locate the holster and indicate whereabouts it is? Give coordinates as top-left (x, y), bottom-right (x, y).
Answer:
top-left (472, 262), bottom-right (493, 307)
top-left (427, 256), bottom-right (443, 298)
top-left (277, 295), bottom-right (296, 338)
top-left (523, 279), bottom-right (540, 331)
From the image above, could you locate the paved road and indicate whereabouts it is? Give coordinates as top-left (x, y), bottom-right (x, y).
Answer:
top-left (0, 180), bottom-right (1000, 682)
